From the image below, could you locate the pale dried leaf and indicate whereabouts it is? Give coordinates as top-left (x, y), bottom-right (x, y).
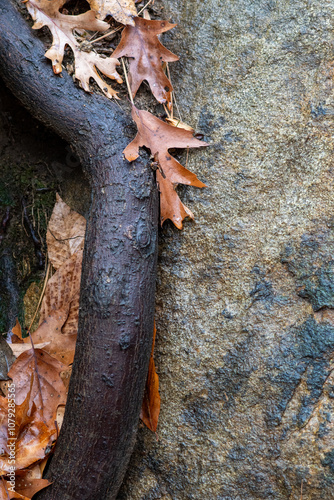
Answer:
top-left (46, 194), bottom-right (86, 269)
top-left (88, 0), bottom-right (137, 24)
top-left (26, 1), bottom-right (122, 98)
top-left (10, 342), bottom-right (50, 357)
top-left (165, 117), bottom-right (194, 132)
top-left (56, 405), bottom-right (66, 431)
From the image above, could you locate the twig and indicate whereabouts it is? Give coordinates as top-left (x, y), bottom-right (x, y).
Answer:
top-left (166, 62), bottom-right (173, 119)
top-left (138, 0), bottom-right (154, 16)
top-left (163, 103), bottom-right (171, 119)
top-left (122, 58), bottom-right (134, 105)
top-left (91, 26), bottom-right (122, 45)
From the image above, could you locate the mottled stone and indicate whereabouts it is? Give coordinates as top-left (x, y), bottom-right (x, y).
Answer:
top-left (119, 0), bottom-right (334, 498)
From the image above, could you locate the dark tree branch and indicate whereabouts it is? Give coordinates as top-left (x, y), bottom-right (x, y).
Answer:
top-left (0, 1), bottom-right (159, 499)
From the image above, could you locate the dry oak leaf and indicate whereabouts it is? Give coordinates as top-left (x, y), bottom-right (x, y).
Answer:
top-left (88, 0), bottom-right (137, 24)
top-left (113, 17), bottom-right (179, 108)
top-left (140, 323), bottom-right (160, 432)
top-left (124, 107), bottom-right (207, 229)
top-left (0, 378), bottom-right (54, 474)
top-left (39, 251), bottom-right (83, 336)
top-left (13, 466), bottom-right (50, 499)
top-left (0, 479), bottom-right (30, 499)
top-left (25, 309), bottom-right (76, 366)
top-left (7, 349), bottom-right (67, 429)
top-left (46, 194), bottom-right (86, 270)
top-left (26, 0), bottom-right (122, 98)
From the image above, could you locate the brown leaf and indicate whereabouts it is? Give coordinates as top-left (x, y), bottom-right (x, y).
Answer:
top-left (0, 461), bottom-right (50, 499)
top-left (140, 323), bottom-right (160, 432)
top-left (46, 194), bottom-right (86, 270)
top-left (7, 349), bottom-right (67, 429)
top-left (24, 309), bottom-right (76, 366)
top-left (14, 467), bottom-right (50, 498)
top-left (39, 252), bottom-right (83, 336)
top-left (0, 479), bottom-right (29, 499)
top-left (88, 0), bottom-right (137, 24)
top-left (26, 1), bottom-right (122, 98)
top-left (124, 107), bottom-right (207, 228)
top-left (0, 377), bottom-right (54, 474)
top-left (113, 17), bottom-right (179, 107)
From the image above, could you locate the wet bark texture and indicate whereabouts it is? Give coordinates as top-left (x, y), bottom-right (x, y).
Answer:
top-left (0, 1), bottom-right (158, 499)
top-left (117, 1), bottom-right (334, 499)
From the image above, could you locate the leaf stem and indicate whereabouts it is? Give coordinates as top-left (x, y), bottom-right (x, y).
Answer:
top-left (90, 26), bottom-right (122, 45)
top-left (122, 58), bottom-right (134, 105)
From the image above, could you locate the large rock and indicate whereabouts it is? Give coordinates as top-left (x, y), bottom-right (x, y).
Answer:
top-left (119, 0), bottom-right (334, 498)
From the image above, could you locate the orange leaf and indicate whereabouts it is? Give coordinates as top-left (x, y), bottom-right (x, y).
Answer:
top-left (14, 466), bottom-right (50, 499)
top-left (124, 107), bottom-right (207, 228)
top-left (140, 323), bottom-right (160, 432)
top-left (113, 17), bottom-right (179, 107)
top-left (0, 478), bottom-right (29, 499)
top-left (0, 377), bottom-right (54, 474)
top-left (7, 349), bottom-right (67, 429)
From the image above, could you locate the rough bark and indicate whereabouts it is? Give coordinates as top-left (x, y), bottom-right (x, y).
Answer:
top-left (117, 1), bottom-right (334, 499)
top-left (0, 1), bottom-right (159, 499)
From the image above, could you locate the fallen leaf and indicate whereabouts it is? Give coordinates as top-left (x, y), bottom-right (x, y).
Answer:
top-left (113, 17), bottom-right (179, 107)
top-left (46, 194), bottom-right (86, 270)
top-left (14, 467), bottom-right (50, 499)
top-left (0, 478), bottom-right (30, 499)
top-left (0, 377), bottom-right (54, 474)
top-left (24, 309), bottom-right (76, 366)
top-left (88, 0), bottom-right (137, 24)
top-left (140, 323), bottom-right (160, 432)
top-left (124, 107), bottom-right (207, 228)
top-left (25, 1), bottom-right (122, 98)
top-left (8, 349), bottom-right (67, 429)
top-left (39, 252), bottom-right (82, 336)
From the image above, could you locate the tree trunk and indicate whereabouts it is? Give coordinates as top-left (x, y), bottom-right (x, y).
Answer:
top-left (0, 1), bottom-right (158, 499)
